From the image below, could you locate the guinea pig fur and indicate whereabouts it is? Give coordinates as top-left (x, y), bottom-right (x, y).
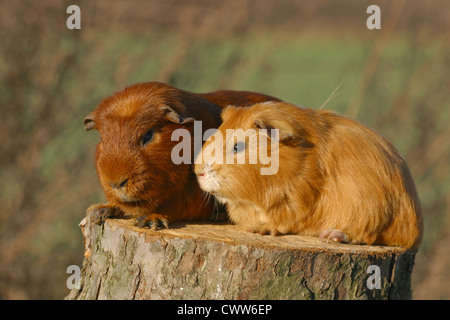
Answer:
top-left (194, 101), bottom-right (423, 249)
top-left (83, 81), bottom-right (280, 229)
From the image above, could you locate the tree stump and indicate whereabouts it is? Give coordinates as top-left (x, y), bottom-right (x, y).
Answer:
top-left (65, 209), bottom-right (417, 300)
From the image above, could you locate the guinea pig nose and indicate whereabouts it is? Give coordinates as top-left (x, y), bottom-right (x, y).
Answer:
top-left (110, 178), bottom-right (128, 189)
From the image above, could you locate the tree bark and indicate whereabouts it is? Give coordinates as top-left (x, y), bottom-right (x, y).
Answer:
top-left (66, 208), bottom-right (417, 300)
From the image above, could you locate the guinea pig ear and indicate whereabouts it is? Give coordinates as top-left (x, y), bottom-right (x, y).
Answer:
top-left (83, 112), bottom-right (96, 131)
top-left (161, 105), bottom-right (196, 125)
top-left (253, 117), bottom-right (314, 148)
top-left (253, 118), bottom-right (295, 142)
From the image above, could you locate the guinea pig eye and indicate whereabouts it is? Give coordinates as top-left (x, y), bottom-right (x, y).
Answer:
top-left (141, 129), bottom-right (154, 146)
top-left (233, 142), bottom-right (246, 153)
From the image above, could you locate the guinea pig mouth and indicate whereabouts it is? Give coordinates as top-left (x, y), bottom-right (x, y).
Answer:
top-left (197, 171), bottom-right (221, 193)
top-left (111, 189), bottom-right (141, 203)
top-left (116, 196), bottom-right (149, 206)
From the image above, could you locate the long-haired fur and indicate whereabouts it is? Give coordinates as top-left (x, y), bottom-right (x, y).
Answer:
top-left (195, 101), bottom-right (423, 249)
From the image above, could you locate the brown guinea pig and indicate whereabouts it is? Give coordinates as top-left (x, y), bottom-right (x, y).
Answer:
top-left (194, 101), bottom-right (423, 249)
top-left (84, 81), bottom-right (280, 229)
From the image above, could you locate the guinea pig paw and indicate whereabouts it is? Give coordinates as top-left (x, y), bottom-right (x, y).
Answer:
top-left (245, 227), bottom-right (266, 235)
top-left (319, 229), bottom-right (349, 243)
top-left (89, 205), bottom-right (123, 225)
top-left (260, 229), bottom-right (279, 236)
top-left (270, 229), bottom-right (279, 236)
top-left (136, 214), bottom-right (169, 231)
top-left (251, 227), bottom-right (279, 236)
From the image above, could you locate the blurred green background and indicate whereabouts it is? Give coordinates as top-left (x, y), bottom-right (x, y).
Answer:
top-left (0, 0), bottom-right (448, 299)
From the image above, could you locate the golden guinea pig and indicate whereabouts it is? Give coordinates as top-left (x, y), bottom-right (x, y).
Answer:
top-left (194, 101), bottom-right (423, 249)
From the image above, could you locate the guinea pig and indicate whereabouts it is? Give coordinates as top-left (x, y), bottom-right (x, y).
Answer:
top-left (194, 101), bottom-right (423, 249)
top-left (83, 81), bottom-right (280, 229)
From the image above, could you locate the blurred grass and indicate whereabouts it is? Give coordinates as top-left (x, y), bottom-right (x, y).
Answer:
top-left (0, 0), bottom-right (449, 299)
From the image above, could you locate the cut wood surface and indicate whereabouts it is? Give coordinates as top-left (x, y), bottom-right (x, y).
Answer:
top-left (66, 211), bottom-right (417, 300)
